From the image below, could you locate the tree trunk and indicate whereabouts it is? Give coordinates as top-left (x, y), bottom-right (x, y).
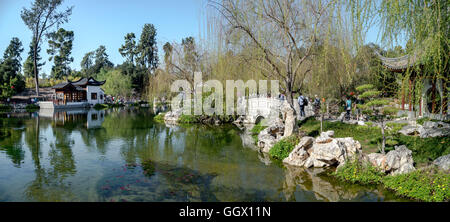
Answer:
top-left (33, 42), bottom-right (40, 97)
top-left (380, 120), bottom-right (386, 154)
top-left (431, 79), bottom-right (437, 113)
top-left (442, 79), bottom-right (447, 115)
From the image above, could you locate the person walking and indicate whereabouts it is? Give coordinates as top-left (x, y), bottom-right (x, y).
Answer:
top-left (313, 95), bottom-right (320, 117)
top-left (298, 93), bottom-right (306, 117)
top-left (345, 96), bottom-right (352, 120)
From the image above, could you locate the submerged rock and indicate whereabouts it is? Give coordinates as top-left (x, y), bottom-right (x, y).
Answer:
top-left (433, 154), bottom-right (450, 171)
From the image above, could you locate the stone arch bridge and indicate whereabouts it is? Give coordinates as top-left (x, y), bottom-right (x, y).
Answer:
top-left (237, 96), bottom-right (314, 124)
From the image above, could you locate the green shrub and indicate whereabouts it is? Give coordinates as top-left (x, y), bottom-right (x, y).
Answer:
top-left (93, 103), bottom-right (108, 110)
top-left (269, 135), bottom-right (300, 160)
top-left (250, 122), bottom-right (267, 143)
top-left (178, 114), bottom-right (199, 124)
top-left (0, 104), bottom-right (12, 111)
top-left (416, 117), bottom-right (437, 125)
top-left (153, 112), bottom-right (166, 123)
top-left (333, 158), bottom-right (385, 185)
top-left (25, 104), bottom-right (40, 112)
top-left (383, 168), bottom-right (450, 202)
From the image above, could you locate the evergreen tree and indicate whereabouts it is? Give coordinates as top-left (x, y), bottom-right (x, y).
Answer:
top-left (0, 37), bottom-right (25, 99)
top-left (47, 28), bottom-right (74, 79)
top-left (21, 0), bottom-right (73, 95)
top-left (356, 84), bottom-right (398, 154)
top-left (93, 45), bottom-right (114, 75)
top-left (137, 23), bottom-right (158, 73)
top-left (119, 33), bottom-right (137, 65)
top-left (23, 39), bottom-right (45, 78)
top-left (80, 51), bottom-right (94, 77)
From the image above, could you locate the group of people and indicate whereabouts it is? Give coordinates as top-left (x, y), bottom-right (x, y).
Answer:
top-left (297, 93), bottom-right (321, 117)
top-left (279, 92), bottom-right (363, 120)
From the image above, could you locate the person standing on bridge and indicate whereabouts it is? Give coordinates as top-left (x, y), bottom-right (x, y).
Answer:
top-left (298, 93), bottom-right (306, 117)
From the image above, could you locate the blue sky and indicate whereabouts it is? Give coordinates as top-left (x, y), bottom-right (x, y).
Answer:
top-left (0, 0), bottom-right (383, 75)
top-left (0, 0), bottom-right (205, 74)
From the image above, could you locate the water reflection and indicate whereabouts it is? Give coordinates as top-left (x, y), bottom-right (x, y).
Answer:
top-left (0, 108), bottom-right (405, 201)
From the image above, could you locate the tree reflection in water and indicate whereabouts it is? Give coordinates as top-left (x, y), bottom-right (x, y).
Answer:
top-left (0, 108), bottom-right (407, 202)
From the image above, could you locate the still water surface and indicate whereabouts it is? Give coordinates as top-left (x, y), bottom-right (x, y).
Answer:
top-left (0, 108), bottom-right (405, 201)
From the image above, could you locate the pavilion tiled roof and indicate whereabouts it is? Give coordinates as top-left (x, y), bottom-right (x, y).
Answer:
top-left (70, 77), bottom-right (106, 86)
top-left (376, 52), bottom-right (418, 72)
top-left (52, 82), bottom-right (72, 89)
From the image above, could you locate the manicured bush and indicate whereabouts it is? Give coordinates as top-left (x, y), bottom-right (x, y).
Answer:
top-left (383, 168), bottom-right (449, 202)
top-left (269, 135), bottom-right (300, 160)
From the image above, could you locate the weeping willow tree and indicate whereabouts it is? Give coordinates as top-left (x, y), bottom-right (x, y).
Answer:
top-left (359, 0), bottom-right (449, 115)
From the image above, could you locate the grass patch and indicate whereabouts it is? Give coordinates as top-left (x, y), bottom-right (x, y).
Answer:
top-left (396, 135), bottom-right (450, 164)
top-left (269, 135), bottom-right (300, 160)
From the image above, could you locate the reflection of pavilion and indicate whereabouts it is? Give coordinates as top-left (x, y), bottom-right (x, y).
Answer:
top-left (38, 109), bottom-right (105, 129)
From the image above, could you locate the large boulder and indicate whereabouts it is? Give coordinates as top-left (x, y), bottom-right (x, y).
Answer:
top-left (283, 131), bottom-right (362, 168)
top-left (283, 137), bottom-right (315, 166)
top-left (433, 154), bottom-right (450, 171)
top-left (399, 121), bottom-right (450, 138)
top-left (398, 125), bottom-right (424, 136)
top-left (367, 145), bottom-right (415, 175)
top-left (419, 121), bottom-right (450, 138)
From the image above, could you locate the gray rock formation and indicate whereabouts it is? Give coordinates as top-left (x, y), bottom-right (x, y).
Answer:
top-left (257, 121), bottom-right (285, 153)
top-left (367, 145), bottom-right (416, 175)
top-left (283, 131), bottom-right (362, 168)
top-left (283, 137), bottom-right (315, 166)
top-left (281, 103), bottom-right (297, 137)
top-left (433, 154), bottom-right (450, 171)
top-left (399, 121), bottom-right (450, 138)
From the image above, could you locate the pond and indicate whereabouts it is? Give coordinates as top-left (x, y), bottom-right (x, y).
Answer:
top-left (0, 108), bottom-right (406, 202)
